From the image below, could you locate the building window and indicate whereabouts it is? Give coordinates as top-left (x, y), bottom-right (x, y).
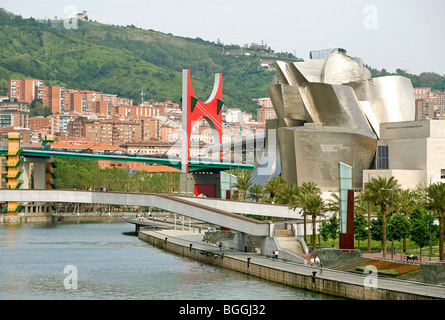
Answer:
top-left (441, 169), bottom-right (445, 179)
top-left (377, 146), bottom-right (389, 169)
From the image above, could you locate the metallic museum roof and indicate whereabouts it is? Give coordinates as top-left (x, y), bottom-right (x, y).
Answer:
top-left (252, 49), bottom-right (415, 190)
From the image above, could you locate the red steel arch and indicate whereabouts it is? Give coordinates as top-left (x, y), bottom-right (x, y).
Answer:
top-left (181, 69), bottom-right (223, 173)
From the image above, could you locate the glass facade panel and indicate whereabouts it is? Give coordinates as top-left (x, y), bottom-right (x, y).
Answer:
top-left (338, 162), bottom-right (352, 234)
top-left (376, 146), bottom-right (389, 169)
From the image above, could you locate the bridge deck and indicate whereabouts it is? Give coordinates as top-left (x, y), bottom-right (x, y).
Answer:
top-left (0, 190), bottom-right (271, 236)
top-left (0, 148), bottom-right (254, 171)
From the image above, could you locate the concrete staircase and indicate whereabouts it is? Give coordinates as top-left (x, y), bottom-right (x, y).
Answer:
top-left (275, 229), bottom-right (304, 256)
top-left (397, 270), bottom-right (424, 283)
top-left (247, 235), bottom-right (263, 253)
top-left (329, 257), bottom-right (371, 272)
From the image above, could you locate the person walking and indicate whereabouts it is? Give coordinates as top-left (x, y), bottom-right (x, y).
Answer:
top-left (275, 249), bottom-right (279, 260)
top-left (315, 256), bottom-right (320, 266)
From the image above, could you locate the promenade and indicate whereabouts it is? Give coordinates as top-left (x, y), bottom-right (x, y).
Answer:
top-left (138, 228), bottom-right (445, 300)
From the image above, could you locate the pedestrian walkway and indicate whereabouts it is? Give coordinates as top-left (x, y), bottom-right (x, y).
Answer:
top-left (362, 251), bottom-right (440, 263)
top-left (139, 229), bottom-right (445, 300)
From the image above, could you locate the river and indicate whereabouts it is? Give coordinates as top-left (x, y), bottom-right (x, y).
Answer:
top-left (0, 220), bottom-right (338, 300)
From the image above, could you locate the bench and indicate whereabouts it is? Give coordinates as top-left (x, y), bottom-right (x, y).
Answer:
top-left (406, 255), bottom-right (418, 262)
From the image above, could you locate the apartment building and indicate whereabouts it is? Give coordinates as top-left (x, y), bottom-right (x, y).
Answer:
top-left (413, 87), bottom-right (431, 100)
top-left (68, 118), bottom-right (141, 145)
top-left (29, 116), bottom-right (51, 133)
top-left (9, 79), bottom-right (43, 103)
top-left (0, 100), bottom-right (30, 128)
top-left (113, 104), bottom-right (164, 117)
top-left (257, 106), bottom-right (276, 123)
top-left (35, 85), bottom-right (65, 114)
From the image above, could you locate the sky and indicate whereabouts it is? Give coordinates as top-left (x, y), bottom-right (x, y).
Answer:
top-left (1, 0), bottom-right (445, 75)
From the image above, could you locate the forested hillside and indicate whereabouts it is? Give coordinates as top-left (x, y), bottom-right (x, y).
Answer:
top-left (0, 8), bottom-right (298, 114)
top-left (1, 8), bottom-right (444, 116)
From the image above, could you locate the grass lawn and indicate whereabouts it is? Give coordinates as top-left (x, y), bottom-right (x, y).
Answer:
top-left (355, 259), bottom-right (421, 277)
top-left (306, 237), bottom-right (440, 258)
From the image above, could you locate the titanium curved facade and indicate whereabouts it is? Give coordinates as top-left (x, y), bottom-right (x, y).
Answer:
top-left (258, 49), bottom-right (415, 190)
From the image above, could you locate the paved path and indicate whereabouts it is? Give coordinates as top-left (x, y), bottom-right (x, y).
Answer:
top-left (140, 229), bottom-right (445, 300)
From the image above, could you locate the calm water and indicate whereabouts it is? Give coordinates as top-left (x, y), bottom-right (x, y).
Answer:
top-left (0, 221), bottom-right (336, 300)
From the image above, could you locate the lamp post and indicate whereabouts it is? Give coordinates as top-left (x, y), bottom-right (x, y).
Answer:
top-left (419, 186), bottom-right (433, 262)
top-left (381, 188), bottom-right (394, 259)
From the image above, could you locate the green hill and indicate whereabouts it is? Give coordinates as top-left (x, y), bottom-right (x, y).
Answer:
top-left (1, 8), bottom-right (443, 116)
top-left (0, 8), bottom-right (300, 115)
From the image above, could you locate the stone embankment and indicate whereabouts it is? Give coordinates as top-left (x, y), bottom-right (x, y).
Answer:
top-left (138, 229), bottom-right (445, 300)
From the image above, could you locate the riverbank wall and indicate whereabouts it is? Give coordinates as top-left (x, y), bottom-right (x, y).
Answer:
top-left (138, 230), bottom-right (443, 300)
top-left (0, 214), bottom-right (126, 224)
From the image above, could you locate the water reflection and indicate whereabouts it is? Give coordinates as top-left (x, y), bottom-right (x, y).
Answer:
top-left (0, 221), bottom-right (339, 300)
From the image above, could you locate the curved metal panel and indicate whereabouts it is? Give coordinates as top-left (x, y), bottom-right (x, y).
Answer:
top-left (260, 50), bottom-right (415, 191)
top-left (345, 76), bottom-right (415, 137)
top-left (322, 51), bottom-right (362, 84)
top-left (291, 59), bottom-right (325, 83)
top-left (290, 126), bottom-right (377, 189)
top-left (267, 84), bottom-right (307, 121)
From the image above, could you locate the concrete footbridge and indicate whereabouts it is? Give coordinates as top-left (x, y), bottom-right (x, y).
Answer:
top-left (0, 189), bottom-right (303, 236)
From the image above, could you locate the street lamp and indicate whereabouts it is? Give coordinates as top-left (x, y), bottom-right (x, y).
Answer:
top-left (381, 188), bottom-right (394, 259)
top-left (418, 186), bottom-right (433, 262)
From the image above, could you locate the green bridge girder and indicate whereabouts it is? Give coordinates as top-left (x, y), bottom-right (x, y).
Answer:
top-left (0, 149), bottom-right (254, 172)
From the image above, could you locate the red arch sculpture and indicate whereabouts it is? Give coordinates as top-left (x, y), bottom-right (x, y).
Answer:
top-left (181, 69), bottom-right (224, 173)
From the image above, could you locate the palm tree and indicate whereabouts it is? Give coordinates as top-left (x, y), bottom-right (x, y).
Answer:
top-left (289, 181), bottom-right (321, 244)
top-left (426, 182), bottom-right (445, 261)
top-left (306, 193), bottom-right (327, 250)
top-left (326, 191), bottom-right (340, 215)
top-left (354, 194), bottom-right (372, 253)
top-left (233, 171), bottom-right (253, 201)
top-left (362, 176), bottom-right (401, 258)
top-left (248, 183), bottom-right (264, 202)
top-left (277, 183), bottom-right (299, 205)
top-left (263, 175), bottom-right (285, 203)
top-left (397, 188), bottom-right (420, 252)
top-left (290, 190), bottom-right (310, 243)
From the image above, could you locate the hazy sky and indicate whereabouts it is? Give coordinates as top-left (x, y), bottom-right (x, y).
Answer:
top-left (2, 0), bottom-right (445, 75)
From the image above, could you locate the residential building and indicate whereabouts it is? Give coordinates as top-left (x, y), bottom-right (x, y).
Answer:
top-left (35, 85), bottom-right (66, 114)
top-left (8, 79), bottom-right (43, 103)
top-left (0, 100), bottom-right (30, 128)
top-left (29, 116), bottom-right (51, 133)
top-left (415, 98), bottom-right (438, 120)
top-left (413, 87), bottom-right (431, 100)
top-left (257, 106), bottom-right (276, 123)
top-left (68, 118), bottom-right (141, 145)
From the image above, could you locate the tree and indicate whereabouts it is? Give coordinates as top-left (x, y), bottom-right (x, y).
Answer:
top-left (30, 98), bottom-right (52, 117)
top-left (355, 193), bottom-right (373, 253)
top-left (426, 182), bottom-right (445, 260)
top-left (396, 188), bottom-right (420, 252)
top-left (232, 171), bottom-right (252, 201)
top-left (409, 207), bottom-right (431, 260)
top-left (387, 212), bottom-right (411, 255)
top-left (319, 214), bottom-right (339, 246)
top-left (263, 175), bottom-right (285, 203)
top-left (362, 176), bottom-right (401, 258)
top-left (289, 181), bottom-right (321, 244)
top-left (354, 213), bottom-right (368, 249)
top-left (306, 193), bottom-right (327, 250)
top-left (277, 182), bottom-right (299, 205)
top-left (247, 183), bottom-right (264, 202)
top-left (370, 212), bottom-right (383, 245)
